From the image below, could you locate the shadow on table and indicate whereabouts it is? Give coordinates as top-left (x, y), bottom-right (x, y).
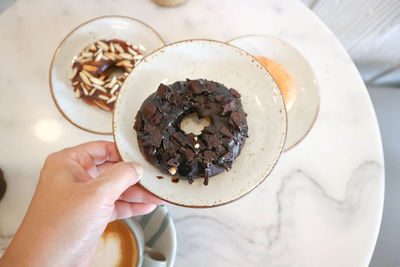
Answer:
top-left (368, 87), bottom-right (400, 267)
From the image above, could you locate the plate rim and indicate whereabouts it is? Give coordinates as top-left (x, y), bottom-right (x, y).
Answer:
top-left (48, 15), bottom-right (166, 135)
top-left (112, 38), bottom-right (288, 208)
top-left (228, 34), bottom-right (320, 151)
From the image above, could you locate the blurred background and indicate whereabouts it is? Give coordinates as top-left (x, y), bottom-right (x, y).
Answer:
top-left (0, 0), bottom-right (399, 266)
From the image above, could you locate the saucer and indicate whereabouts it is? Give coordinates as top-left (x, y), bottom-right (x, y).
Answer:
top-left (113, 39), bottom-right (287, 207)
top-left (229, 35), bottom-right (320, 150)
top-left (49, 16), bottom-right (165, 134)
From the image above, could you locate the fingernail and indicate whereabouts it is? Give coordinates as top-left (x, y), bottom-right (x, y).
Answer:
top-left (129, 162), bottom-right (143, 178)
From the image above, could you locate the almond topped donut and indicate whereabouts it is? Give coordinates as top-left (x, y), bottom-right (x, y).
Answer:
top-left (134, 79), bottom-right (248, 185)
top-left (70, 39), bottom-right (145, 112)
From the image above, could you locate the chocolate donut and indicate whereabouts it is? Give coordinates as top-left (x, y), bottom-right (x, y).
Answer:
top-left (70, 39), bottom-right (144, 112)
top-left (134, 79), bottom-right (248, 185)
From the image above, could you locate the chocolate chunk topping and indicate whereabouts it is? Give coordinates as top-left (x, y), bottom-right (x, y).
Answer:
top-left (151, 111), bottom-right (164, 125)
top-left (133, 112), bottom-right (143, 131)
top-left (229, 88), bottom-right (241, 99)
top-left (149, 131), bottom-right (163, 148)
top-left (221, 101), bottom-right (236, 116)
top-left (156, 83), bottom-right (168, 98)
top-left (134, 79), bottom-right (248, 185)
top-left (183, 148), bottom-right (195, 161)
top-left (220, 125), bottom-right (233, 138)
top-left (143, 103), bottom-right (157, 119)
top-left (203, 134), bottom-right (222, 151)
top-left (229, 111), bottom-right (243, 128)
top-left (187, 79), bottom-right (204, 94)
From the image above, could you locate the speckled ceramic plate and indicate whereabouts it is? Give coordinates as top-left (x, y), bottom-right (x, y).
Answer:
top-left (113, 39), bottom-right (287, 207)
top-left (229, 35), bottom-right (320, 151)
top-left (49, 15), bottom-right (165, 134)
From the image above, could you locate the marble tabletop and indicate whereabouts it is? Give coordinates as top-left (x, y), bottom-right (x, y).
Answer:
top-left (0, 0), bottom-right (384, 266)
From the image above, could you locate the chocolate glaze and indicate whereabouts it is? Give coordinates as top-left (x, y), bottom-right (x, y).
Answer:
top-left (134, 79), bottom-right (248, 185)
top-left (0, 168), bottom-right (6, 201)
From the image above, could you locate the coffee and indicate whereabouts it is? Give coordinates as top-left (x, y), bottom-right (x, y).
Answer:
top-left (90, 220), bottom-right (139, 267)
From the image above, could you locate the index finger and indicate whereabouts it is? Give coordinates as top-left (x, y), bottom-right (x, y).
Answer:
top-left (71, 141), bottom-right (122, 165)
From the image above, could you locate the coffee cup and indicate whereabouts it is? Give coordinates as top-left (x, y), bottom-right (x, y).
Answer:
top-left (90, 218), bottom-right (167, 267)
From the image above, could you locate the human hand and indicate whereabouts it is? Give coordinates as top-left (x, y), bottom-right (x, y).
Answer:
top-left (0, 141), bottom-right (164, 267)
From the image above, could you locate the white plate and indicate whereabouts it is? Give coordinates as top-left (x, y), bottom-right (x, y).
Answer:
top-left (134, 205), bottom-right (177, 267)
top-left (229, 35), bottom-right (320, 151)
top-left (113, 39), bottom-right (287, 207)
top-left (49, 16), bottom-right (165, 134)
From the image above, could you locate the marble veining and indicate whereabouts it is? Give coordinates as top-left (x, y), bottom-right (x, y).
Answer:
top-left (0, 0), bottom-right (384, 266)
top-left (170, 161), bottom-right (382, 267)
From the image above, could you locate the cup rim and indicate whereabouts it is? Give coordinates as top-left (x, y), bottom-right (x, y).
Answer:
top-left (123, 218), bottom-right (145, 267)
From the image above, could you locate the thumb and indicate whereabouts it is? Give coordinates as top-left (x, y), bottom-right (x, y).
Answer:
top-left (93, 162), bottom-right (143, 200)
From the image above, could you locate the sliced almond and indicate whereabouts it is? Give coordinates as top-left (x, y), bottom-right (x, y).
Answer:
top-left (102, 55), bottom-right (109, 60)
top-left (72, 81), bottom-right (79, 86)
top-left (114, 43), bottom-right (124, 54)
top-left (116, 60), bottom-right (133, 67)
top-left (110, 83), bottom-right (119, 94)
top-left (89, 88), bottom-right (97, 96)
top-left (109, 76), bottom-right (117, 88)
top-left (98, 94), bottom-right (109, 101)
top-left (81, 69), bottom-right (94, 79)
top-left (81, 51), bottom-right (93, 58)
top-left (92, 83), bottom-right (107, 93)
top-left (97, 40), bottom-right (109, 51)
top-left (80, 82), bottom-right (89, 96)
top-left (95, 52), bottom-right (103, 62)
top-left (95, 48), bottom-right (103, 56)
top-left (106, 95), bottom-right (117, 104)
top-left (74, 88), bottom-right (81, 98)
top-left (90, 77), bottom-right (105, 85)
top-left (93, 100), bottom-right (112, 112)
top-left (119, 53), bottom-right (133, 60)
top-left (126, 67), bottom-right (133, 73)
top-left (69, 67), bottom-right (78, 80)
top-left (98, 74), bottom-right (106, 80)
top-left (114, 53), bottom-right (123, 60)
top-left (105, 76), bottom-right (112, 83)
top-left (89, 43), bottom-right (97, 52)
top-left (104, 52), bottom-right (116, 61)
top-left (79, 71), bottom-right (92, 85)
top-left (110, 42), bottom-right (115, 53)
top-left (138, 44), bottom-right (147, 52)
top-left (128, 47), bottom-right (138, 56)
top-left (82, 65), bottom-right (98, 72)
top-left (76, 57), bottom-right (91, 64)
top-left (134, 55), bottom-right (144, 60)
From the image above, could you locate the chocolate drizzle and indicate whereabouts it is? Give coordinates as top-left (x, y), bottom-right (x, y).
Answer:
top-left (134, 79), bottom-right (248, 185)
top-left (0, 168), bottom-right (6, 201)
